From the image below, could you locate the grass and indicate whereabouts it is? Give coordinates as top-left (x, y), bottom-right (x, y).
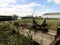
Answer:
top-left (17, 18), bottom-right (60, 30)
top-left (0, 32), bottom-right (33, 45)
top-left (17, 18), bottom-right (32, 23)
top-left (0, 18), bottom-right (60, 45)
top-left (17, 18), bottom-right (42, 24)
top-left (0, 21), bottom-right (39, 45)
top-left (46, 19), bottom-right (60, 30)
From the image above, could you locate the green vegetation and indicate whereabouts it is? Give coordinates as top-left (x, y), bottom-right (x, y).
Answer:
top-left (18, 18), bottom-right (60, 30)
top-left (0, 21), bottom-right (38, 45)
top-left (18, 18), bottom-right (42, 24)
top-left (17, 18), bottom-right (32, 23)
top-left (46, 19), bottom-right (60, 30)
top-left (0, 18), bottom-right (60, 45)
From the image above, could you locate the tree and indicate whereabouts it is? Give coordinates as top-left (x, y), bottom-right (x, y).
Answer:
top-left (13, 14), bottom-right (18, 20)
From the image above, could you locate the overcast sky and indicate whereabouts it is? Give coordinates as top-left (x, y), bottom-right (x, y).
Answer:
top-left (0, 0), bottom-right (60, 16)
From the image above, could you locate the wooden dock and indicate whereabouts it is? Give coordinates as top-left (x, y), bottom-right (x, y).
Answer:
top-left (18, 29), bottom-right (57, 45)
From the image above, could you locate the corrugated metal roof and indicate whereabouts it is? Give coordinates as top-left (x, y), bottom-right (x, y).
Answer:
top-left (43, 12), bottom-right (60, 15)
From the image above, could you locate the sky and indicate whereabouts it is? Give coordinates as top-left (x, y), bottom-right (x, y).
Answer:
top-left (0, 0), bottom-right (60, 17)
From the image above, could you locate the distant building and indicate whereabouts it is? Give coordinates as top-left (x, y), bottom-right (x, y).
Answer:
top-left (43, 12), bottom-right (60, 18)
top-left (17, 17), bottom-right (22, 19)
top-left (0, 15), bottom-right (17, 21)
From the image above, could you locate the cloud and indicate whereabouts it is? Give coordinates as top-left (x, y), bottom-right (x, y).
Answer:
top-left (0, 0), bottom-right (50, 17)
top-left (0, 8), bottom-right (16, 15)
top-left (47, 0), bottom-right (52, 2)
top-left (14, 2), bottom-right (41, 8)
top-left (0, 3), bottom-right (8, 7)
top-left (0, 0), bottom-right (16, 8)
top-left (0, 2), bottom-right (41, 16)
top-left (13, 2), bottom-right (41, 16)
top-left (54, 0), bottom-right (60, 4)
top-left (17, 0), bottom-right (27, 3)
top-left (47, 0), bottom-right (60, 4)
top-left (0, 0), bottom-right (16, 15)
top-left (0, 0), bottom-right (16, 3)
